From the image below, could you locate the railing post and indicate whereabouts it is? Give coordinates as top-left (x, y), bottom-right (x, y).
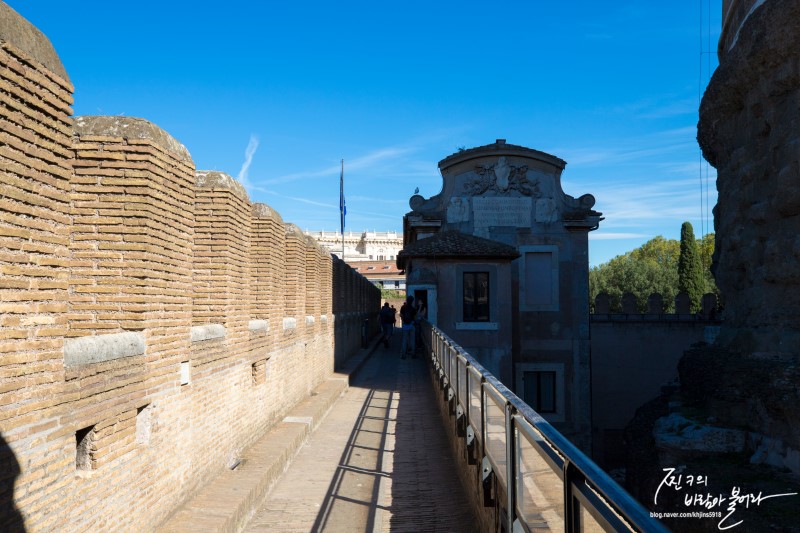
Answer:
top-left (480, 380), bottom-right (487, 459)
top-left (505, 404), bottom-right (516, 533)
top-left (563, 460), bottom-right (581, 532)
top-left (426, 323), bottom-right (670, 533)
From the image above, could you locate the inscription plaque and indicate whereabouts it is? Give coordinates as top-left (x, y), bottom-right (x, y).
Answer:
top-left (472, 197), bottom-right (532, 228)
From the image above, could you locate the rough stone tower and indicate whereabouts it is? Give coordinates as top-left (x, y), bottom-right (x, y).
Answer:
top-left (695, 0), bottom-right (800, 474)
top-left (698, 0), bottom-right (800, 355)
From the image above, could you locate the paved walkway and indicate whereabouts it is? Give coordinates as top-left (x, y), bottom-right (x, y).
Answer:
top-left (243, 338), bottom-right (480, 533)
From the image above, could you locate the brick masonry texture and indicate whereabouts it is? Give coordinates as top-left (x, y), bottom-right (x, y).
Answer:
top-left (0, 4), bottom-right (380, 531)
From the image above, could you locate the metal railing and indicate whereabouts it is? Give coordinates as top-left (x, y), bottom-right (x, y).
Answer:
top-left (422, 322), bottom-right (670, 533)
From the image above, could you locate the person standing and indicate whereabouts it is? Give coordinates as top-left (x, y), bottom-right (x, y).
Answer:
top-left (399, 296), bottom-right (417, 359)
top-left (379, 302), bottom-right (394, 348)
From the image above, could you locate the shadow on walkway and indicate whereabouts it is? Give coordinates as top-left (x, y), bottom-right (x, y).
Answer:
top-left (308, 338), bottom-right (480, 532)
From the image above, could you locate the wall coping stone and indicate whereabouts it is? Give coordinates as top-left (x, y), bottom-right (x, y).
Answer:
top-left (590, 314), bottom-right (721, 323)
top-left (190, 324), bottom-right (226, 343)
top-left (74, 115), bottom-right (192, 162)
top-left (196, 170), bottom-right (249, 203)
top-left (252, 202), bottom-right (283, 221)
top-left (63, 331), bottom-right (145, 367)
top-left (283, 416), bottom-right (314, 426)
top-left (0, 2), bottom-right (69, 81)
top-left (285, 223), bottom-right (304, 237)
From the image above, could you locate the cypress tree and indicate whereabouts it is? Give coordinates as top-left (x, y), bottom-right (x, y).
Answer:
top-left (678, 222), bottom-right (704, 312)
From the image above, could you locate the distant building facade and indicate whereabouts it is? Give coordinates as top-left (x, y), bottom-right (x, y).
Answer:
top-left (305, 230), bottom-right (403, 262)
top-left (398, 140), bottom-right (602, 450)
top-left (305, 231), bottom-right (406, 293)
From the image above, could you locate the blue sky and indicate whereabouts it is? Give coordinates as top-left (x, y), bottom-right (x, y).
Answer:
top-left (13, 1), bottom-right (721, 266)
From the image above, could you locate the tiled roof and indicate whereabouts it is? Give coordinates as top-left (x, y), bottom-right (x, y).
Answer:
top-left (349, 260), bottom-right (403, 275)
top-left (397, 231), bottom-right (520, 269)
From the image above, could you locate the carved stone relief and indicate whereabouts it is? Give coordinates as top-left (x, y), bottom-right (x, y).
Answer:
top-left (465, 156), bottom-right (540, 196)
top-left (535, 198), bottom-right (558, 223)
top-left (446, 196), bottom-right (470, 223)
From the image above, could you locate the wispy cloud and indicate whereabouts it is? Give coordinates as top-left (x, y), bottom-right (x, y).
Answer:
top-left (556, 126), bottom-right (698, 167)
top-left (348, 147), bottom-right (416, 171)
top-left (260, 189), bottom-right (335, 208)
top-left (237, 134), bottom-right (259, 189)
top-left (347, 195), bottom-right (409, 205)
top-left (264, 146), bottom-right (416, 185)
top-left (357, 208), bottom-right (406, 220)
top-left (591, 177), bottom-right (714, 231)
top-left (602, 96), bottom-right (698, 121)
top-left (637, 99), bottom-right (698, 119)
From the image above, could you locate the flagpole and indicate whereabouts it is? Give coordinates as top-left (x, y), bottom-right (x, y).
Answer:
top-left (339, 159), bottom-right (345, 262)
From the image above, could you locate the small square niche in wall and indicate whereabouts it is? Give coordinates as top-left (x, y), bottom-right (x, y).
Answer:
top-left (180, 361), bottom-right (191, 386)
top-left (136, 404), bottom-right (154, 445)
top-left (252, 359), bottom-right (266, 385)
top-left (75, 425), bottom-right (96, 471)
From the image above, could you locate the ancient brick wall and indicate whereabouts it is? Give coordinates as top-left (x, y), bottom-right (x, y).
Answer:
top-left (0, 4), bottom-right (379, 531)
top-left (330, 256), bottom-right (382, 367)
top-left (0, 5), bottom-right (74, 531)
top-left (251, 202), bottom-right (284, 361)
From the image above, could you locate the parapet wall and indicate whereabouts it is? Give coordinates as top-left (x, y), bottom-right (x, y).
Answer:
top-left (0, 4), bottom-right (380, 531)
top-left (590, 291), bottom-right (722, 467)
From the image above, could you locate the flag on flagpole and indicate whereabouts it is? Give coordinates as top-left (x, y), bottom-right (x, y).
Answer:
top-left (339, 159), bottom-right (346, 235)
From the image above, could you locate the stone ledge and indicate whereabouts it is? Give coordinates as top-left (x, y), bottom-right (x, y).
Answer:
top-left (63, 331), bottom-right (145, 367)
top-left (282, 317), bottom-right (296, 330)
top-left (455, 321), bottom-right (498, 331)
top-left (248, 320), bottom-right (268, 334)
top-left (155, 374), bottom-right (349, 533)
top-left (191, 324), bottom-right (226, 343)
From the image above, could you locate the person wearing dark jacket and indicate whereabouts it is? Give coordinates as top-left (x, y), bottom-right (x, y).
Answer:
top-left (399, 296), bottom-right (417, 359)
top-left (379, 302), bottom-right (394, 348)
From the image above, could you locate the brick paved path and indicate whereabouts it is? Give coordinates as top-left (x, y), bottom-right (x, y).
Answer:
top-left (244, 342), bottom-right (479, 533)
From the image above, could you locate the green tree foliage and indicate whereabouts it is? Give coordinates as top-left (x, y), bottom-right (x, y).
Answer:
top-left (590, 236), bottom-right (679, 312)
top-left (589, 231), bottom-right (718, 313)
top-left (698, 232), bottom-right (718, 296)
top-left (380, 288), bottom-right (405, 299)
top-left (678, 222), bottom-right (705, 312)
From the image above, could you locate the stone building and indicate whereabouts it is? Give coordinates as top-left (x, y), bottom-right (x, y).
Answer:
top-left (351, 260), bottom-right (406, 292)
top-left (305, 230), bottom-right (403, 261)
top-left (398, 140), bottom-right (602, 450)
